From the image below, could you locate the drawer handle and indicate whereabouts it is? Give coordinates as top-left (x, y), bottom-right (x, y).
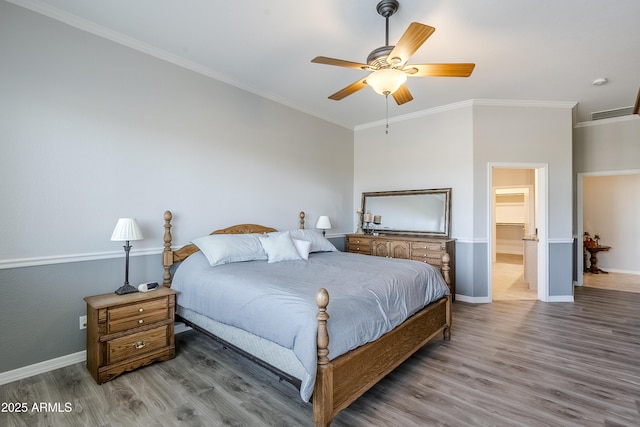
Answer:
top-left (138, 307), bottom-right (144, 313)
top-left (138, 319), bottom-right (144, 324)
top-left (133, 341), bottom-right (146, 349)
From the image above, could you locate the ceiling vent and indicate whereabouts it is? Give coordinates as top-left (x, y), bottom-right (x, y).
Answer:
top-left (591, 106), bottom-right (634, 120)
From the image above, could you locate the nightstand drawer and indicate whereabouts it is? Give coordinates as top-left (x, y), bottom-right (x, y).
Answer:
top-left (108, 298), bottom-right (168, 322)
top-left (107, 325), bottom-right (169, 364)
top-left (108, 310), bottom-right (169, 334)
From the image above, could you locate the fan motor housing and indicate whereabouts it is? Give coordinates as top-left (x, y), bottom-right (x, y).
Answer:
top-left (367, 46), bottom-right (394, 69)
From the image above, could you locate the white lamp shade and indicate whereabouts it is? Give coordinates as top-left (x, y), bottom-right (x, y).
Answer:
top-left (110, 218), bottom-right (144, 241)
top-left (315, 216), bottom-right (332, 230)
top-left (366, 69), bottom-right (407, 95)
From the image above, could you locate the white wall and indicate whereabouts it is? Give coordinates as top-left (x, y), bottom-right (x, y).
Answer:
top-left (0, 1), bottom-right (354, 265)
top-left (583, 174), bottom-right (640, 273)
top-left (354, 100), bottom-right (575, 299)
top-left (354, 104), bottom-right (474, 239)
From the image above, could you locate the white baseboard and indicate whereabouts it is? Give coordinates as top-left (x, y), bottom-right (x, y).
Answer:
top-left (547, 295), bottom-right (574, 302)
top-left (455, 294), bottom-right (574, 303)
top-left (599, 268), bottom-right (640, 275)
top-left (0, 324), bottom-right (193, 386)
top-left (0, 351), bottom-right (86, 386)
top-left (455, 294), bottom-right (491, 303)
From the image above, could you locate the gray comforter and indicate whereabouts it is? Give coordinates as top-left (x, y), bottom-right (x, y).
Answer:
top-left (171, 250), bottom-right (450, 401)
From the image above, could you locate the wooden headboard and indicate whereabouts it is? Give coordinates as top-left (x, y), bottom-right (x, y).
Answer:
top-left (162, 210), bottom-right (306, 286)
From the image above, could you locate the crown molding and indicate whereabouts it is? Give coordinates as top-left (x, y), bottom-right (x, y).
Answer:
top-left (355, 99), bottom-right (577, 131)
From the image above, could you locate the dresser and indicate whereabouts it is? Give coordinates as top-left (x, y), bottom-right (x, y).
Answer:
top-left (84, 287), bottom-right (177, 384)
top-left (347, 234), bottom-right (456, 297)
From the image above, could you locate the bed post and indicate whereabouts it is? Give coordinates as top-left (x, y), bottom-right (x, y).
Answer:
top-left (300, 211), bottom-right (305, 229)
top-left (163, 210), bottom-right (174, 287)
top-left (441, 252), bottom-right (452, 340)
top-left (314, 288), bottom-right (333, 427)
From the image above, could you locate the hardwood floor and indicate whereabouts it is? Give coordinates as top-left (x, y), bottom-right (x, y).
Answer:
top-left (583, 271), bottom-right (640, 294)
top-left (493, 253), bottom-right (537, 301)
top-left (2, 286), bottom-right (639, 426)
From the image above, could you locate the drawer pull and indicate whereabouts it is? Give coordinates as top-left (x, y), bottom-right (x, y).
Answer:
top-left (138, 319), bottom-right (144, 324)
top-left (138, 307), bottom-right (144, 313)
top-left (133, 341), bottom-right (146, 349)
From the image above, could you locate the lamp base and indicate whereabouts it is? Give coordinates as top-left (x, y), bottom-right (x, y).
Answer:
top-left (115, 284), bottom-right (138, 295)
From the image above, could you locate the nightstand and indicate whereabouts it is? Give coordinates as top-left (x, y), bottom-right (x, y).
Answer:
top-left (84, 287), bottom-right (177, 384)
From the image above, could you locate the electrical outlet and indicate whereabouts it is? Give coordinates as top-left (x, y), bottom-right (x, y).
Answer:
top-left (79, 315), bottom-right (87, 330)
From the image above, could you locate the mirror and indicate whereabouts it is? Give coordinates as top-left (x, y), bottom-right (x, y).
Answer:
top-left (361, 188), bottom-right (452, 237)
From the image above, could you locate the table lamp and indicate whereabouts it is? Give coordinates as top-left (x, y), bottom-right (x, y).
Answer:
top-left (315, 216), bottom-right (332, 236)
top-left (111, 218), bottom-right (144, 295)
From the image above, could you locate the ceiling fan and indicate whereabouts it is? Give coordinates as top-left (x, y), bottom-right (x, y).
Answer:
top-left (311, 0), bottom-right (475, 105)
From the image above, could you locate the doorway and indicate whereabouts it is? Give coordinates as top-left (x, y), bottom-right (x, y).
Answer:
top-left (489, 164), bottom-right (548, 301)
top-left (577, 170), bottom-right (640, 287)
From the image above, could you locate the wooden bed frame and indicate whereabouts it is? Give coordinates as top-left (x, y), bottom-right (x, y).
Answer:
top-left (161, 210), bottom-right (452, 427)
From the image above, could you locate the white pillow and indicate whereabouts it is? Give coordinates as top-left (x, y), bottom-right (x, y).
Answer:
top-left (288, 229), bottom-right (338, 253)
top-left (292, 238), bottom-right (312, 260)
top-left (259, 231), bottom-right (302, 263)
top-left (192, 234), bottom-right (267, 267)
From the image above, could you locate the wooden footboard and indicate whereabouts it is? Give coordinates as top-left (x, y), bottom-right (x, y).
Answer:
top-left (314, 289), bottom-right (452, 426)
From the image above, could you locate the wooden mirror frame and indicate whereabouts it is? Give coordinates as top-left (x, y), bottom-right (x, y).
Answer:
top-left (361, 188), bottom-right (452, 237)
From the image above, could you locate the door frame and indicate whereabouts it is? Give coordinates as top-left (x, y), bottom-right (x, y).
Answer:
top-left (488, 163), bottom-right (549, 302)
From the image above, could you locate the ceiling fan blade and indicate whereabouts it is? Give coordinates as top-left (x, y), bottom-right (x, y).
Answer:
top-left (311, 56), bottom-right (369, 70)
top-left (328, 77), bottom-right (369, 101)
top-left (405, 63), bottom-right (476, 77)
top-left (634, 86), bottom-right (640, 115)
top-left (392, 84), bottom-right (413, 105)
top-left (388, 23), bottom-right (435, 68)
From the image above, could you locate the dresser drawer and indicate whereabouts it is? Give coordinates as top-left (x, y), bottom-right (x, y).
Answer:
top-left (107, 325), bottom-right (170, 364)
top-left (410, 242), bottom-right (443, 252)
top-left (411, 254), bottom-right (442, 265)
top-left (347, 237), bottom-right (372, 254)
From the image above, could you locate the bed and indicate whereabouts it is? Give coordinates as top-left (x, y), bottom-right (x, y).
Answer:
top-left (161, 210), bottom-right (452, 426)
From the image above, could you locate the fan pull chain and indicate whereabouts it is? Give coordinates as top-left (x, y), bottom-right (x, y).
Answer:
top-left (385, 94), bottom-right (390, 134)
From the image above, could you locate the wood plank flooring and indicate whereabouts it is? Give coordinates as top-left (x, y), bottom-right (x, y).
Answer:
top-left (583, 271), bottom-right (640, 294)
top-left (492, 254), bottom-right (537, 301)
top-left (2, 286), bottom-right (639, 426)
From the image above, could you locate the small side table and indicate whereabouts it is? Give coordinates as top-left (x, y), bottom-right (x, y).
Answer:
top-left (586, 245), bottom-right (611, 274)
top-left (84, 287), bottom-right (176, 384)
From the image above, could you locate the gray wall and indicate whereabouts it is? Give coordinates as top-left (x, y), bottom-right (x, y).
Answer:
top-left (0, 3), bottom-right (353, 373)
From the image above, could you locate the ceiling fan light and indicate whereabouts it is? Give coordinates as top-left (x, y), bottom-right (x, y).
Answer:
top-left (366, 69), bottom-right (407, 95)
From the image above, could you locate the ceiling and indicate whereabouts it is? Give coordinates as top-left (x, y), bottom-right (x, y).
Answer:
top-left (11, 0), bottom-right (640, 129)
